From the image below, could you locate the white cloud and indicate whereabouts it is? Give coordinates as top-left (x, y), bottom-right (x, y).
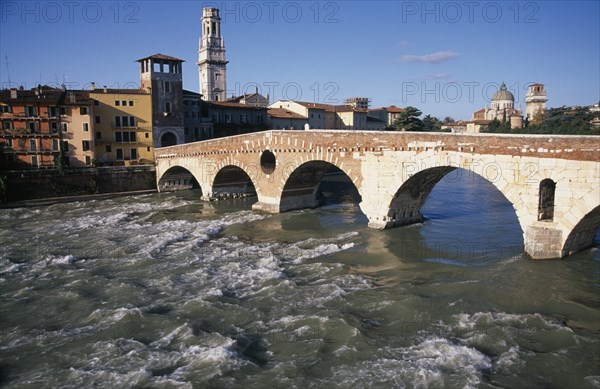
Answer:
top-left (400, 51), bottom-right (459, 64)
top-left (427, 73), bottom-right (451, 80)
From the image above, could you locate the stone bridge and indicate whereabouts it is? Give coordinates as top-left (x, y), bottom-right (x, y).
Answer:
top-left (154, 130), bottom-right (600, 260)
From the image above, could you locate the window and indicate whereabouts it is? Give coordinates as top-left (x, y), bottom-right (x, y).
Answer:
top-left (130, 148), bottom-right (138, 160)
top-left (115, 116), bottom-right (121, 127)
top-left (26, 106), bottom-right (37, 117)
top-left (257, 115), bottom-right (264, 124)
top-left (225, 113), bottom-right (232, 123)
top-left (5, 139), bottom-right (12, 148)
top-left (164, 81), bottom-right (170, 93)
top-left (82, 141), bottom-right (90, 151)
top-left (538, 179), bottom-right (556, 221)
top-left (7, 154), bottom-right (14, 164)
top-left (147, 147), bottom-right (150, 152)
top-left (116, 148), bottom-right (124, 160)
top-left (80, 107), bottom-right (88, 115)
top-left (145, 133), bottom-right (149, 138)
top-left (128, 101), bottom-right (134, 106)
top-left (82, 123), bottom-right (89, 132)
top-left (0, 105), bottom-right (12, 113)
top-left (95, 116), bottom-right (101, 124)
top-left (115, 100), bottom-right (120, 106)
top-left (31, 155), bottom-right (38, 167)
top-left (165, 102), bottom-right (171, 113)
top-left (129, 131), bottom-right (136, 142)
top-left (213, 113), bottom-right (221, 123)
top-left (96, 131), bottom-right (102, 140)
top-left (30, 139), bottom-right (37, 151)
top-left (59, 107), bottom-right (67, 116)
top-left (53, 139), bottom-right (59, 151)
top-left (129, 116), bottom-right (135, 127)
top-left (122, 131), bottom-right (130, 142)
top-left (62, 141), bottom-right (69, 152)
top-left (85, 156), bottom-right (91, 165)
top-left (106, 145), bottom-right (111, 153)
top-left (240, 114), bottom-right (247, 124)
top-left (62, 123), bottom-right (68, 132)
top-left (115, 132), bottom-right (122, 142)
top-left (49, 106), bottom-right (58, 117)
top-left (2, 121), bottom-right (13, 130)
top-left (27, 122), bottom-right (38, 132)
top-left (121, 100), bottom-right (126, 106)
top-left (50, 122), bottom-right (58, 133)
top-left (94, 100), bottom-right (99, 106)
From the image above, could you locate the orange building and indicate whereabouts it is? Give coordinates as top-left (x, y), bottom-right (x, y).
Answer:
top-left (0, 86), bottom-right (94, 170)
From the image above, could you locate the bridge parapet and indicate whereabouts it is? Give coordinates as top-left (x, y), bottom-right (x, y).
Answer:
top-left (155, 130), bottom-right (600, 161)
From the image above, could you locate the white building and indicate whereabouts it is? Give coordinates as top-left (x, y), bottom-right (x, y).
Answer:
top-left (198, 8), bottom-right (228, 102)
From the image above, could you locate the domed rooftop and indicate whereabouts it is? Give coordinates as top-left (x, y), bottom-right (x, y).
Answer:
top-left (492, 83), bottom-right (514, 101)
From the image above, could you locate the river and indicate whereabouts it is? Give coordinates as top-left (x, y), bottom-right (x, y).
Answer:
top-left (1, 170), bottom-right (599, 388)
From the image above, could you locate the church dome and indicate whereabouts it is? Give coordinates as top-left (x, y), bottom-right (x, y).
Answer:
top-left (492, 83), bottom-right (514, 101)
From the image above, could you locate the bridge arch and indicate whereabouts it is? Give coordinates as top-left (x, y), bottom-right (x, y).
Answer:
top-left (211, 164), bottom-right (258, 199)
top-left (160, 132), bottom-right (178, 147)
top-left (157, 165), bottom-right (203, 194)
top-left (561, 205), bottom-right (600, 257)
top-left (278, 160), bottom-right (362, 213)
top-left (385, 166), bottom-right (525, 235)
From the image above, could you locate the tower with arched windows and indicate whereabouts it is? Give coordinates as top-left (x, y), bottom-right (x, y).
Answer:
top-left (198, 8), bottom-right (228, 102)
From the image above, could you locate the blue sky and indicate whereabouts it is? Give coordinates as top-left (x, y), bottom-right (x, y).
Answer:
top-left (1, 0), bottom-right (598, 120)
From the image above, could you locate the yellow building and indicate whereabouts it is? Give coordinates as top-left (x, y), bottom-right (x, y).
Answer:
top-left (89, 86), bottom-right (153, 165)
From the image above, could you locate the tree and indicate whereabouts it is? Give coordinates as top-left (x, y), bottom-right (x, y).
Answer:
top-left (443, 116), bottom-right (455, 124)
top-left (481, 118), bottom-right (511, 133)
top-left (392, 106), bottom-right (423, 131)
top-left (422, 115), bottom-right (442, 132)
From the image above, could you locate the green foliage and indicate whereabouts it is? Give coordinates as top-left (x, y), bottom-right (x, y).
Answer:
top-left (521, 106), bottom-right (599, 135)
top-left (481, 118), bottom-right (512, 133)
top-left (392, 106), bottom-right (423, 131)
top-left (481, 106), bottom-right (600, 135)
top-left (422, 115), bottom-right (443, 132)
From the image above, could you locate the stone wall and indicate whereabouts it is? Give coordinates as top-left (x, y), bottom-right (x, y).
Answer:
top-left (1, 166), bottom-right (156, 202)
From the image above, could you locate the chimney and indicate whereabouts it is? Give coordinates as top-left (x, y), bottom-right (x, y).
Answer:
top-left (103, 85), bottom-right (107, 93)
top-left (10, 88), bottom-right (17, 99)
top-left (91, 82), bottom-right (96, 91)
top-left (69, 92), bottom-right (76, 103)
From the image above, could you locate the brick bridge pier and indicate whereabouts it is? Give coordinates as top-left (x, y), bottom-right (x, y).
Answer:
top-left (155, 130), bottom-right (599, 260)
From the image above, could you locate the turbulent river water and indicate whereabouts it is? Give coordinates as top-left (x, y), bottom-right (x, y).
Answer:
top-left (1, 171), bottom-right (599, 388)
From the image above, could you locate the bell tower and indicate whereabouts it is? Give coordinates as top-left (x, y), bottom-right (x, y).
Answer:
top-left (198, 8), bottom-right (228, 102)
top-left (525, 83), bottom-right (547, 122)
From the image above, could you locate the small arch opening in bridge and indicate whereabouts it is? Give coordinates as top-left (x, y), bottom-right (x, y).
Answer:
top-left (280, 161), bottom-right (363, 215)
top-left (161, 132), bottom-right (178, 147)
top-left (158, 166), bottom-right (200, 193)
top-left (562, 205), bottom-right (600, 257)
top-left (260, 150), bottom-right (276, 174)
top-left (538, 178), bottom-right (556, 221)
top-left (390, 167), bottom-right (523, 262)
top-left (212, 165), bottom-right (257, 200)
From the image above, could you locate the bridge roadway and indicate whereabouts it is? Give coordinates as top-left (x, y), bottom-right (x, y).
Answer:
top-left (154, 130), bottom-right (600, 260)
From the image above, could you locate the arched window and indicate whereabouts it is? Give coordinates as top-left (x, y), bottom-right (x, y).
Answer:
top-left (538, 179), bottom-right (556, 221)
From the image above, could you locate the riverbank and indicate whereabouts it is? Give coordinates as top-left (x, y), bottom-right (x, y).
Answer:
top-left (0, 189), bottom-right (158, 209)
top-left (0, 165), bottom-right (157, 205)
